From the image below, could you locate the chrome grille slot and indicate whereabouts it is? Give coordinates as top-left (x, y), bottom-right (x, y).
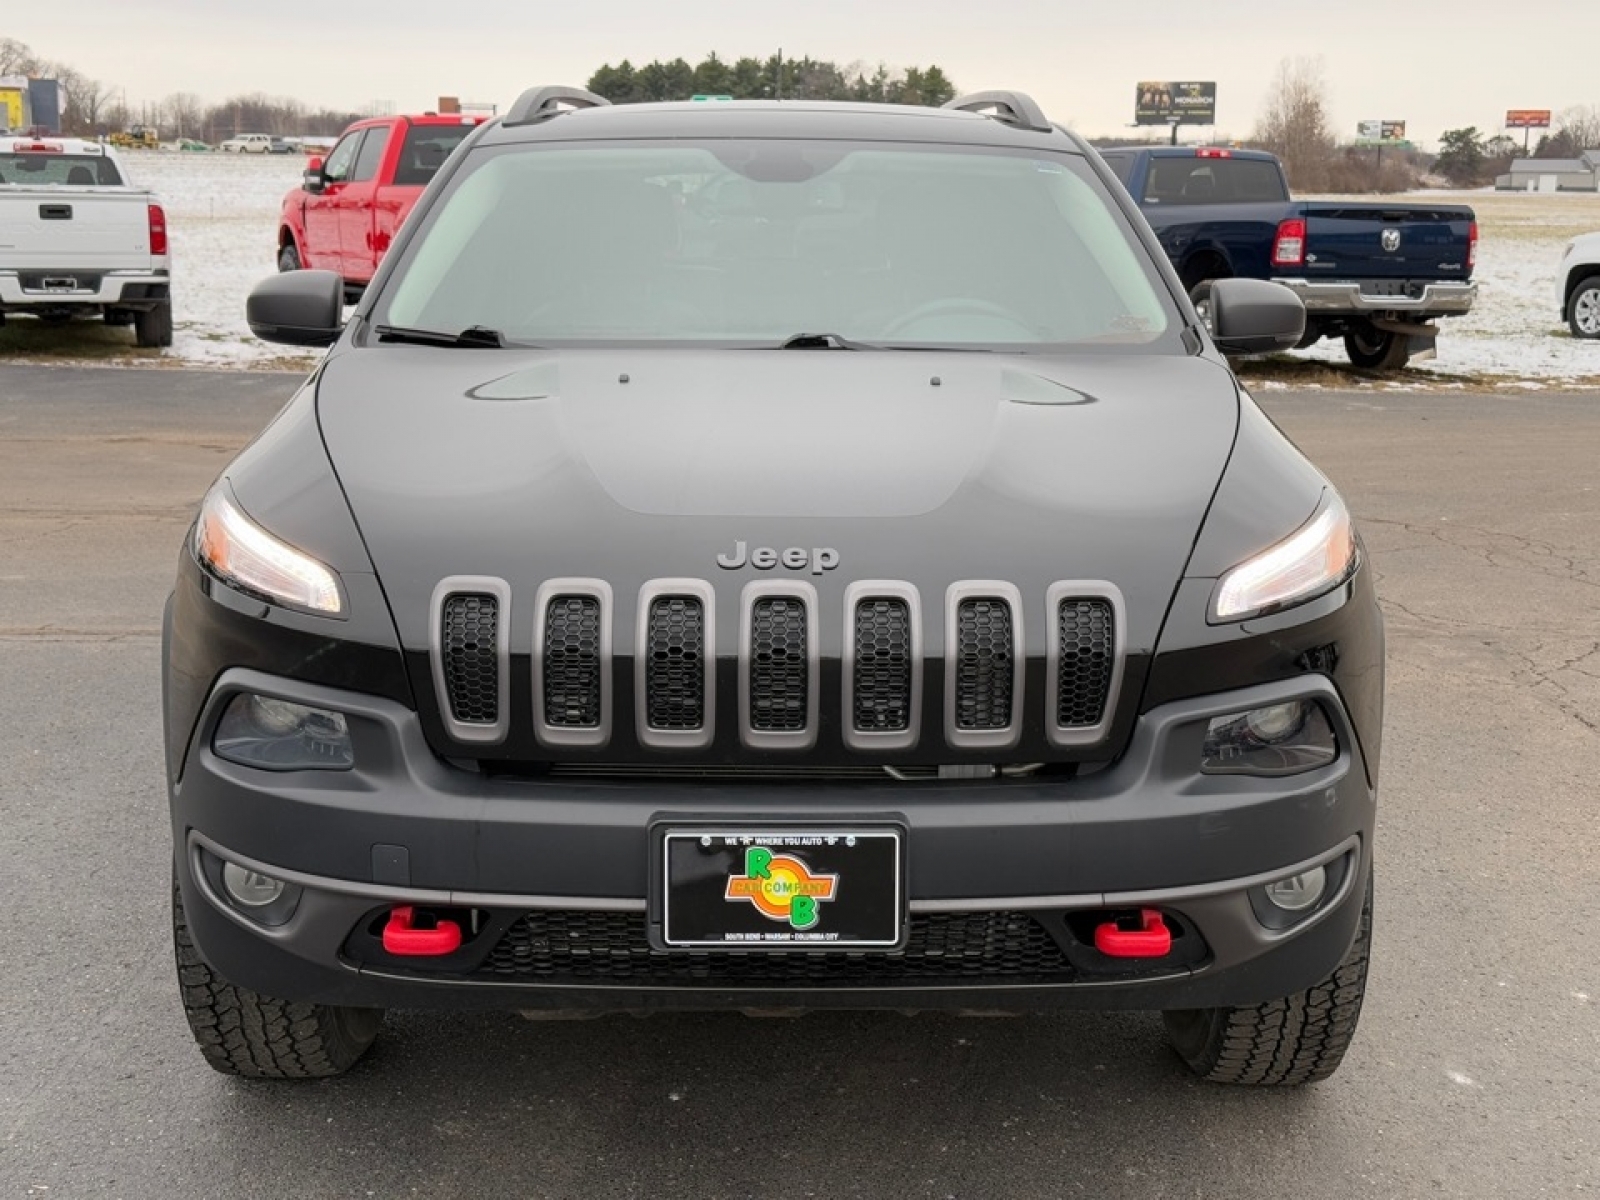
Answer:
top-left (853, 598), bottom-right (911, 732)
top-left (543, 596), bottom-right (602, 726)
top-left (442, 594), bottom-right (499, 723)
top-left (955, 598), bottom-right (1014, 729)
top-left (739, 582), bottom-right (818, 749)
top-left (646, 596), bottom-right (706, 730)
top-left (430, 576), bottom-right (511, 745)
top-left (749, 596), bottom-right (808, 732)
top-left (1046, 582), bottom-right (1125, 747)
top-left (1056, 598), bottom-right (1114, 727)
top-left (945, 583), bottom-right (1023, 750)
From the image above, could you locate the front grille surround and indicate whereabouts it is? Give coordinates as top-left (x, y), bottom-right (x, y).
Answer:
top-left (1045, 581), bottom-right (1125, 747)
top-left (532, 578), bottom-right (613, 748)
top-left (738, 581), bottom-right (819, 750)
top-left (635, 579), bottom-right (716, 750)
top-left (429, 575), bottom-right (511, 745)
top-left (944, 581), bottom-right (1024, 750)
top-left (842, 581), bottom-right (922, 751)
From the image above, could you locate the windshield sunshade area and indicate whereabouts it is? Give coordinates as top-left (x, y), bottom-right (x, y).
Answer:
top-left (378, 141), bottom-right (1177, 351)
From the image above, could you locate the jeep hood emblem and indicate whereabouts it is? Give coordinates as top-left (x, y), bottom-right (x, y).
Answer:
top-left (717, 540), bottom-right (839, 575)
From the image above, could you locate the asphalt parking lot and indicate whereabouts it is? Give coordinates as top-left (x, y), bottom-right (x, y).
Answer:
top-left (1, 364), bottom-right (1596, 1199)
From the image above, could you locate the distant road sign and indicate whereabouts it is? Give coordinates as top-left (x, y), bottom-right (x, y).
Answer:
top-left (1505, 109), bottom-right (1552, 129)
top-left (1356, 119), bottom-right (1407, 146)
top-left (1134, 81), bottom-right (1215, 126)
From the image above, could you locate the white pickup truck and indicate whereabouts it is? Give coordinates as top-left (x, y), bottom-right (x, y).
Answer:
top-left (0, 136), bottom-right (173, 347)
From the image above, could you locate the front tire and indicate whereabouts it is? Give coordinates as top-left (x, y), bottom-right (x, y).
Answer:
top-left (172, 874), bottom-right (383, 1078)
top-left (1343, 322), bottom-right (1411, 369)
top-left (133, 299), bottom-right (173, 348)
top-left (278, 241), bottom-right (302, 273)
top-left (1163, 867), bottom-right (1372, 1086)
top-left (1188, 280), bottom-right (1219, 334)
top-left (1568, 276), bottom-right (1600, 339)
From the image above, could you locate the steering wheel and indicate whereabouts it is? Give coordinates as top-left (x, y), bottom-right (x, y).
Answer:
top-left (882, 298), bottom-right (1033, 338)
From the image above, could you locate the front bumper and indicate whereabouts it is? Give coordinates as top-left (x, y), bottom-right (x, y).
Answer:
top-left (1277, 278), bottom-right (1476, 317)
top-left (172, 666), bottom-right (1376, 1014)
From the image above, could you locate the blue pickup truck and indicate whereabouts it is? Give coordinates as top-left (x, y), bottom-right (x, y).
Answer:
top-left (1098, 146), bottom-right (1477, 369)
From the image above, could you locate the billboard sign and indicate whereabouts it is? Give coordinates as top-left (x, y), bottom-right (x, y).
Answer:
top-left (1356, 119), bottom-right (1408, 145)
top-left (1134, 81), bottom-right (1216, 126)
top-left (1505, 109), bottom-right (1552, 129)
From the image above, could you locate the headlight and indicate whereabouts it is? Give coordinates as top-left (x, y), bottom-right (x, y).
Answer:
top-left (194, 484), bottom-right (344, 615)
top-left (213, 693), bottom-right (354, 771)
top-left (1201, 699), bottom-right (1337, 777)
top-left (1211, 492), bottom-right (1357, 623)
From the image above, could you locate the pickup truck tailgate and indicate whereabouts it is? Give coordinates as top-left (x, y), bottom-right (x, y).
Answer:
top-left (0, 190), bottom-right (156, 271)
top-left (1302, 205), bottom-right (1474, 280)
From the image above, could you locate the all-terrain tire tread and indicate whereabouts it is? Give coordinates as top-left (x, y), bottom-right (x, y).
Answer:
top-left (171, 875), bottom-right (376, 1078)
top-left (1166, 873), bottom-right (1371, 1086)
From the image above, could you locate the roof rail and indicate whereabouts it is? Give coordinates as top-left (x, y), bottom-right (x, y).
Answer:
top-left (942, 90), bottom-right (1052, 134)
top-left (503, 86), bottom-right (611, 128)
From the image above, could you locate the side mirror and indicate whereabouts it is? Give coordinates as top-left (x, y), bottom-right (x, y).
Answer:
top-left (302, 156), bottom-right (325, 193)
top-left (1207, 279), bottom-right (1306, 357)
top-left (246, 270), bottom-right (343, 346)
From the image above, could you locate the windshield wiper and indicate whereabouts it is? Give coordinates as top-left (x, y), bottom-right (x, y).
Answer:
top-left (777, 331), bottom-right (880, 351)
top-left (372, 323), bottom-right (507, 348)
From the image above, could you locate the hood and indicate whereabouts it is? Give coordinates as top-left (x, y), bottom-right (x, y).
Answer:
top-left (317, 347), bottom-right (1239, 659)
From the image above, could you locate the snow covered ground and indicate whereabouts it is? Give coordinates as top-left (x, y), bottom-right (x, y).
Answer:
top-left (7, 153), bottom-right (1600, 386)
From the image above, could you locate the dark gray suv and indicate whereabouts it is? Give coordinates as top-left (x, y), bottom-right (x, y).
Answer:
top-left (165, 87), bottom-right (1381, 1083)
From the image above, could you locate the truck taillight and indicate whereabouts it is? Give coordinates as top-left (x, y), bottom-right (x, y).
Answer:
top-left (148, 204), bottom-right (168, 256)
top-left (1195, 147), bottom-right (1232, 159)
top-left (1272, 218), bottom-right (1306, 267)
top-left (1468, 220), bottom-right (1478, 269)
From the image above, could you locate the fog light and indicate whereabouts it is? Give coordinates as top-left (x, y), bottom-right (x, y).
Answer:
top-left (222, 861), bottom-right (286, 908)
top-left (213, 693), bottom-right (354, 771)
top-left (1265, 865), bottom-right (1327, 913)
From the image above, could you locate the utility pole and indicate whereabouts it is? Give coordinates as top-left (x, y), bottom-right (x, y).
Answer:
top-left (775, 47), bottom-right (783, 100)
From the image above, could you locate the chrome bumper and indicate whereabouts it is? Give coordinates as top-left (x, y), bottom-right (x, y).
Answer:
top-left (1278, 278), bottom-right (1477, 316)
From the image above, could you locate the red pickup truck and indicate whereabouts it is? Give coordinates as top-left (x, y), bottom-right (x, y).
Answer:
top-left (277, 114), bottom-right (485, 294)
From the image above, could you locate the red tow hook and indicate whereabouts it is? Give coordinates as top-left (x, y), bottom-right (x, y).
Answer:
top-left (1094, 908), bottom-right (1172, 958)
top-left (382, 905), bottom-right (462, 957)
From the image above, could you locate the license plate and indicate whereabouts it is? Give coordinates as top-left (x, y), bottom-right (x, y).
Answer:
top-left (657, 826), bottom-right (904, 950)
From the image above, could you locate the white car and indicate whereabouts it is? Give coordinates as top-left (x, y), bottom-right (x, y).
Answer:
top-left (1558, 233), bottom-right (1600, 340)
top-left (220, 133), bottom-right (274, 154)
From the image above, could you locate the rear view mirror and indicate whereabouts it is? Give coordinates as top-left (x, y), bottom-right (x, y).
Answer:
top-left (302, 157), bottom-right (325, 193)
top-left (1208, 279), bottom-right (1306, 357)
top-left (246, 270), bottom-right (343, 346)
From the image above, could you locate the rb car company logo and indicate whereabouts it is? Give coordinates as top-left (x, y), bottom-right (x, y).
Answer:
top-left (725, 846), bottom-right (838, 929)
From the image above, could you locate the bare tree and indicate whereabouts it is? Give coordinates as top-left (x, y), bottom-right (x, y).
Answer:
top-left (1253, 57), bottom-right (1337, 190)
top-left (1556, 105), bottom-right (1600, 152)
top-left (163, 92), bottom-right (204, 140)
top-left (52, 66), bottom-right (116, 136)
top-left (0, 36), bottom-right (41, 75)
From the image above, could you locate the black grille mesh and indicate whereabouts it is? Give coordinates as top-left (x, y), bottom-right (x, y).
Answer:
top-left (954, 598), bottom-right (1014, 730)
top-left (1057, 599), bottom-right (1115, 728)
top-left (749, 597), bottom-right (808, 732)
top-left (646, 596), bottom-right (706, 730)
top-left (853, 598), bottom-right (912, 732)
top-left (543, 595), bottom-right (602, 727)
top-left (440, 593), bottom-right (499, 724)
top-left (479, 910), bottom-right (1072, 985)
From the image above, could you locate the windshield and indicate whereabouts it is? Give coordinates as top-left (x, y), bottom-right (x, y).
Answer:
top-left (377, 140), bottom-right (1177, 351)
top-left (0, 153), bottom-right (124, 186)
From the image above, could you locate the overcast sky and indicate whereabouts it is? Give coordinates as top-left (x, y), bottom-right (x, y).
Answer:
top-left (9, 1), bottom-right (1598, 148)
